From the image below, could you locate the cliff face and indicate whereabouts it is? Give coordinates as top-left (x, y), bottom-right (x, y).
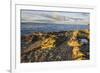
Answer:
top-left (21, 30), bottom-right (89, 63)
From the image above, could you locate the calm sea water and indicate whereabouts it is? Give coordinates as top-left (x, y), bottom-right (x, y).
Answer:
top-left (21, 23), bottom-right (89, 35)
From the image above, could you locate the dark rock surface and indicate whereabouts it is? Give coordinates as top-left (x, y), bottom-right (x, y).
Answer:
top-left (21, 30), bottom-right (89, 63)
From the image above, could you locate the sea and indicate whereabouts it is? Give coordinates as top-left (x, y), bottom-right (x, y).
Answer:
top-left (21, 22), bottom-right (89, 35)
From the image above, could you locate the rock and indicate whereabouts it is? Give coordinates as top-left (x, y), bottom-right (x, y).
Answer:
top-left (21, 35), bottom-right (33, 44)
top-left (21, 40), bottom-right (42, 54)
top-left (21, 30), bottom-right (89, 62)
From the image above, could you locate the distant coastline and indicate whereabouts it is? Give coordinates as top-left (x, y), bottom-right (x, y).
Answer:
top-left (21, 22), bottom-right (89, 25)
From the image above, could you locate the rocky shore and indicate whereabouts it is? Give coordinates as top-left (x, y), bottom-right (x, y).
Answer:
top-left (21, 30), bottom-right (89, 63)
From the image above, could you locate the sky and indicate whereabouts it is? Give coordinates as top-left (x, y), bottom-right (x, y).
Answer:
top-left (21, 9), bottom-right (89, 24)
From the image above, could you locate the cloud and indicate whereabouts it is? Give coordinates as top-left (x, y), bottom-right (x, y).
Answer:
top-left (21, 10), bottom-right (89, 24)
